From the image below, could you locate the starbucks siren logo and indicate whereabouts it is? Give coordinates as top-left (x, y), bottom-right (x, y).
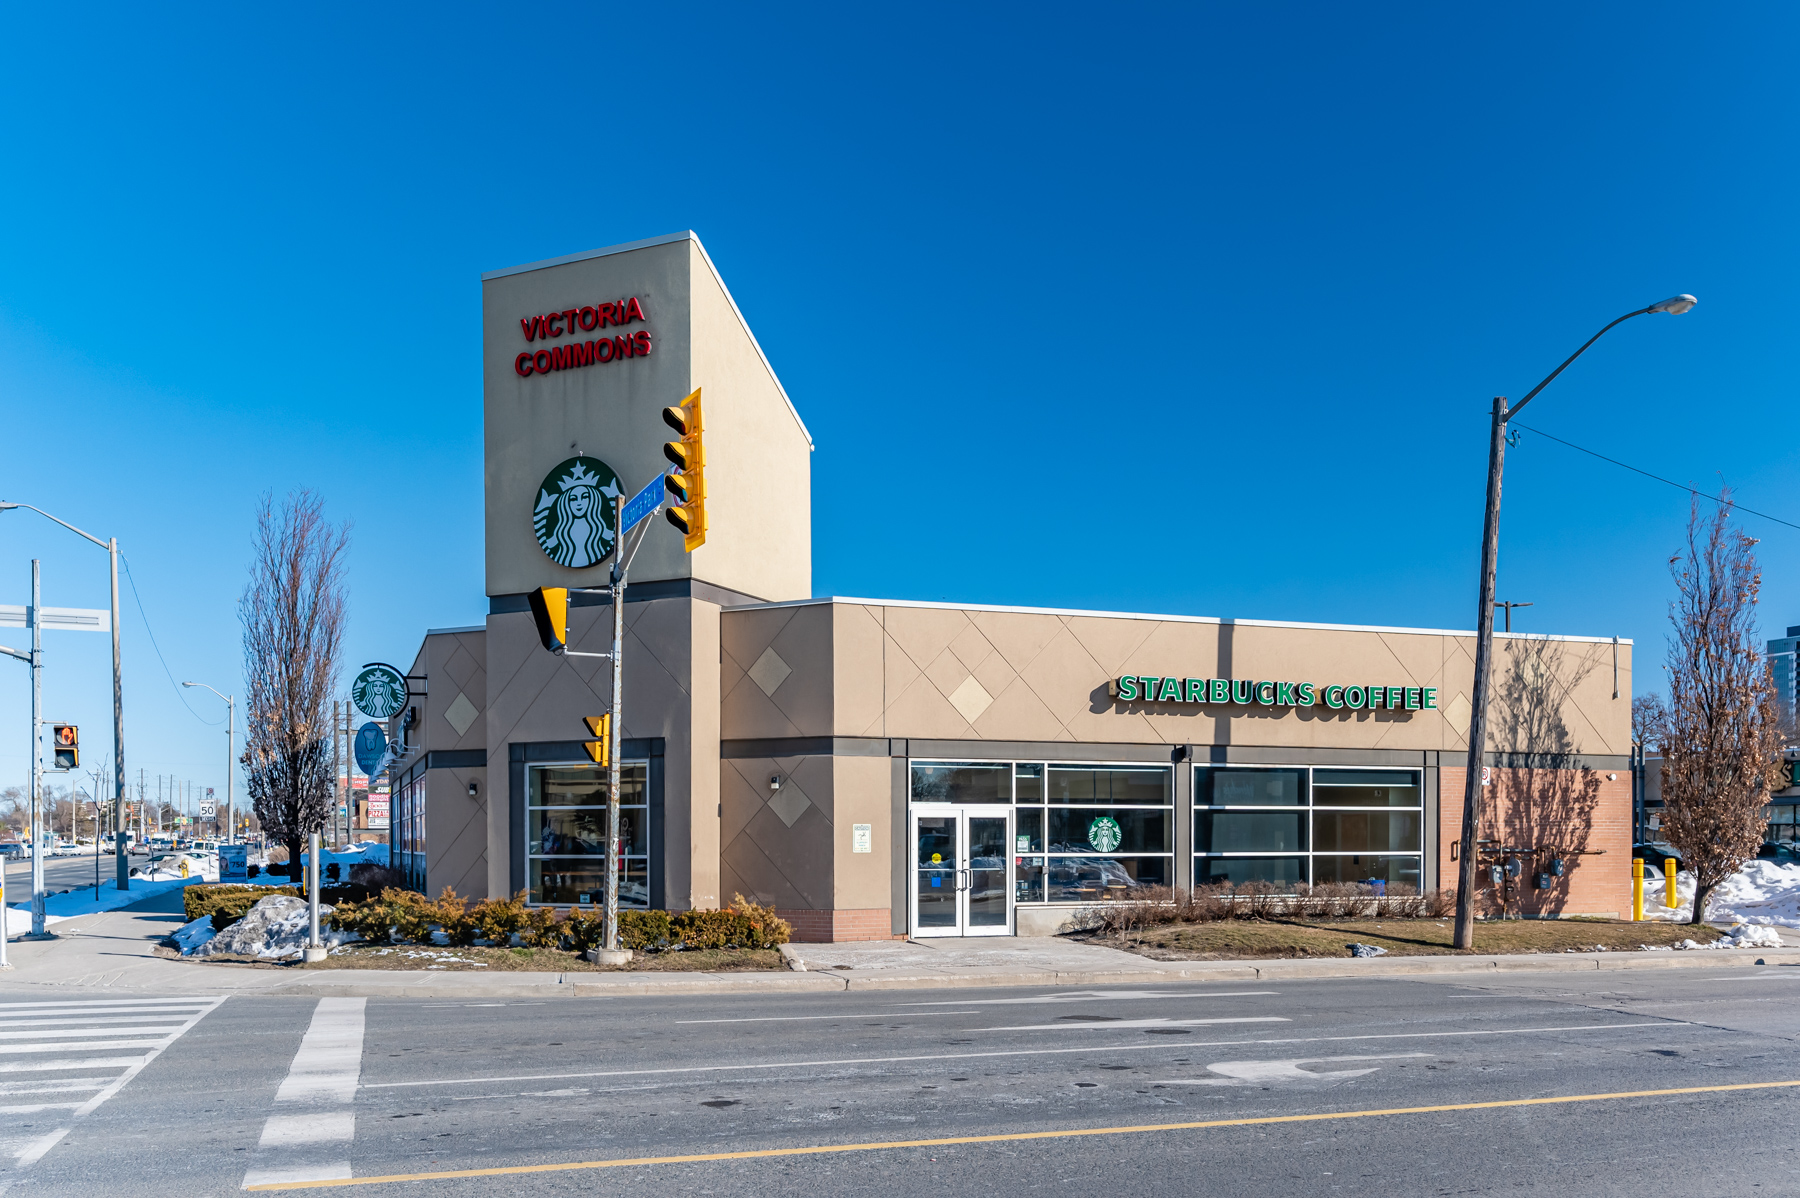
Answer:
top-left (533, 456), bottom-right (622, 569)
top-left (1087, 816), bottom-right (1123, 853)
top-left (352, 664), bottom-right (408, 719)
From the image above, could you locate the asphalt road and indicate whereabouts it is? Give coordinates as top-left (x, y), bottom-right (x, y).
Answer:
top-left (2, 853), bottom-right (132, 899)
top-left (7, 967), bottom-right (1800, 1196)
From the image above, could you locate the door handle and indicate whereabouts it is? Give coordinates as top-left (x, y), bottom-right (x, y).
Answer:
top-left (957, 868), bottom-right (971, 890)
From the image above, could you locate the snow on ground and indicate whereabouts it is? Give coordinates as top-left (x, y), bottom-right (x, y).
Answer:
top-left (1641, 859), bottom-right (1800, 931)
top-left (6, 875), bottom-right (205, 928)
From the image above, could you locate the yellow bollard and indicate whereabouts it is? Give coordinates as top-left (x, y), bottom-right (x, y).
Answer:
top-left (1632, 857), bottom-right (1644, 921)
top-left (1664, 856), bottom-right (1676, 910)
top-left (180, 858), bottom-right (189, 879)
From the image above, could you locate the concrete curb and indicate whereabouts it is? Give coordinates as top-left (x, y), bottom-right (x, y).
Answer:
top-left (234, 946), bottom-right (1800, 999)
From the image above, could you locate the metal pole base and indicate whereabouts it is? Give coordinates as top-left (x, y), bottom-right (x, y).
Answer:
top-left (302, 946), bottom-right (329, 963)
top-left (586, 948), bottom-right (633, 966)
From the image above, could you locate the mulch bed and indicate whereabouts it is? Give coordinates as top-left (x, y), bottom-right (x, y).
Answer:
top-left (1078, 917), bottom-right (1727, 960)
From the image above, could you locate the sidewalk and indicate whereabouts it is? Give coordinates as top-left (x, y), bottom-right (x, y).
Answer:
top-left (5, 902), bottom-right (1799, 999)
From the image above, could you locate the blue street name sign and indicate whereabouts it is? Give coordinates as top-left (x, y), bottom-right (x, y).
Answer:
top-left (620, 475), bottom-right (664, 535)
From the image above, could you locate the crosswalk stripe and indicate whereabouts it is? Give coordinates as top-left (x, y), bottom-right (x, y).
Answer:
top-left (0, 1057), bottom-right (150, 1074)
top-left (5, 1021), bottom-right (187, 1028)
top-left (243, 998), bottom-right (366, 1189)
top-left (0, 994), bottom-right (225, 1171)
top-left (0, 1041), bottom-right (168, 1055)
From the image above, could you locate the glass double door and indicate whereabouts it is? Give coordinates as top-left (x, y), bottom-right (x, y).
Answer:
top-left (910, 806), bottom-right (1012, 937)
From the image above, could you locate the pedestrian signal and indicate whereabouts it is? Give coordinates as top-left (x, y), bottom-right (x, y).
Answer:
top-left (52, 724), bottom-right (78, 770)
top-left (528, 587), bottom-right (569, 655)
top-left (583, 714), bottom-right (610, 766)
top-left (662, 388), bottom-right (707, 552)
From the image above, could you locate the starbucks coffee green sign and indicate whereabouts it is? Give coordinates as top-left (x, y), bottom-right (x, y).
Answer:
top-left (1111, 675), bottom-right (1438, 712)
top-left (1087, 816), bottom-right (1123, 853)
top-left (353, 663), bottom-right (409, 719)
top-left (533, 456), bottom-right (622, 569)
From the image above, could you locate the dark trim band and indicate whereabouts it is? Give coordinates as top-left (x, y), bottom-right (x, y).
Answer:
top-left (489, 577), bottom-right (764, 615)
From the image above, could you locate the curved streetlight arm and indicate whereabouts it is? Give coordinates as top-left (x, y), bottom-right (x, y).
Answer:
top-left (0, 502), bottom-right (109, 551)
top-left (182, 681), bottom-right (228, 704)
top-left (1505, 306), bottom-right (1653, 422)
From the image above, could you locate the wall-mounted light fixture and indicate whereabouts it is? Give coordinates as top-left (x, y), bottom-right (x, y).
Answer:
top-left (770, 775), bottom-right (781, 792)
top-left (467, 780), bottom-right (480, 798)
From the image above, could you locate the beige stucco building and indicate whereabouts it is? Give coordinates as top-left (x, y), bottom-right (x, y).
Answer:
top-left (386, 231), bottom-right (1635, 940)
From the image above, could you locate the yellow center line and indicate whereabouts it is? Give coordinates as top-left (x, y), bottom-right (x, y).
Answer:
top-left (246, 1079), bottom-right (1800, 1191)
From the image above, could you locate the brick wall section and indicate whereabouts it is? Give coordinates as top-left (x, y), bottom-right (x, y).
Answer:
top-left (779, 907), bottom-right (903, 943)
top-left (1439, 766), bottom-right (1632, 918)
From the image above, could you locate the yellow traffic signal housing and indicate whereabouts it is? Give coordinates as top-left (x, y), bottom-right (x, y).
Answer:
top-left (528, 587), bottom-right (568, 654)
top-left (582, 714), bottom-right (610, 766)
top-left (662, 388), bottom-right (707, 552)
top-left (52, 723), bottom-right (78, 770)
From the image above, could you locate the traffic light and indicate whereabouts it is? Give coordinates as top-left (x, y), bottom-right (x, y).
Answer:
top-left (662, 388), bottom-right (707, 552)
top-left (528, 586), bottom-right (568, 655)
top-left (52, 724), bottom-right (78, 770)
top-left (583, 714), bottom-right (610, 766)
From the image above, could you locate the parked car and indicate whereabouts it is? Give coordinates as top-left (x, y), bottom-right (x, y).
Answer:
top-left (1633, 842), bottom-right (1682, 871)
top-left (0, 843), bottom-right (23, 859)
top-left (1756, 841), bottom-right (1799, 862)
top-left (50, 840), bottom-right (80, 857)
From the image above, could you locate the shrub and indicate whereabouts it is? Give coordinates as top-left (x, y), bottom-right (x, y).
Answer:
top-left (1070, 881), bottom-right (1456, 932)
top-left (468, 891), bottom-right (560, 947)
top-left (184, 883), bottom-right (300, 931)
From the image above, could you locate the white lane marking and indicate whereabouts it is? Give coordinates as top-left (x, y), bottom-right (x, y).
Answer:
top-left (904, 990), bottom-right (1278, 1007)
top-left (361, 1021), bottom-right (1676, 1091)
top-left (0, 1028), bottom-right (167, 1050)
top-left (259, 1113), bottom-right (356, 1148)
top-left (0, 1082), bottom-right (107, 1097)
top-left (243, 1163), bottom-right (352, 1186)
top-left (979, 1016), bottom-right (1290, 1032)
top-left (5, 1016), bottom-right (211, 1030)
top-left (245, 998), bottom-right (366, 1190)
top-left (1160, 1053), bottom-right (1431, 1086)
top-left (3, 1026), bottom-right (188, 1040)
top-left (0, 998), bottom-right (218, 1011)
top-left (677, 1012), bottom-right (980, 1024)
top-left (275, 998), bottom-right (367, 1104)
top-left (0, 1057), bottom-right (149, 1075)
top-left (0, 1104), bottom-right (82, 1116)
top-left (13, 1129), bottom-right (70, 1168)
top-left (69, 998), bottom-right (226, 1119)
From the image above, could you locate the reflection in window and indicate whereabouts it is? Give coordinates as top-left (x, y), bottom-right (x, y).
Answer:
top-left (526, 763), bottom-right (649, 907)
top-left (911, 763), bottom-right (1010, 803)
top-left (1195, 766), bottom-right (1423, 892)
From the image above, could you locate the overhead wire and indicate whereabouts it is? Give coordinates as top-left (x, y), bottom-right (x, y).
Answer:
top-left (1510, 421), bottom-right (1800, 534)
top-left (119, 552), bottom-right (224, 726)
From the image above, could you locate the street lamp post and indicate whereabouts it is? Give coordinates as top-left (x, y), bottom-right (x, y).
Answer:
top-left (181, 683), bottom-right (235, 845)
top-left (1452, 294), bottom-right (1697, 951)
top-left (0, 503), bottom-right (129, 891)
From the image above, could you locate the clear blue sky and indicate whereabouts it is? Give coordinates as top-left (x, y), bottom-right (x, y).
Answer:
top-left (1, 5), bottom-right (1795, 801)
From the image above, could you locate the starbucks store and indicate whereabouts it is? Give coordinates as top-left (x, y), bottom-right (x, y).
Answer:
top-left (382, 230), bottom-right (1636, 940)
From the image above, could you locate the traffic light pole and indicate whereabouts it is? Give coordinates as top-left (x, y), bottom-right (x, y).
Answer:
top-left (29, 560), bottom-right (44, 936)
top-left (604, 495), bottom-right (626, 961)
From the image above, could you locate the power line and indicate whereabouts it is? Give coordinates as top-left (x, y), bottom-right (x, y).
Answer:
top-left (1511, 421), bottom-right (1800, 534)
top-left (118, 552), bottom-right (223, 727)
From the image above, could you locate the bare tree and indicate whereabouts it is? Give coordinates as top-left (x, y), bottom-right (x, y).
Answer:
top-left (1632, 694), bottom-right (1668, 753)
top-left (239, 491), bottom-right (351, 876)
top-left (1660, 491), bottom-right (1786, 924)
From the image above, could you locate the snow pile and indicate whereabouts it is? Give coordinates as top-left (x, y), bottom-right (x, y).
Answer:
top-left (1347, 943), bottom-right (1388, 958)
top-left (1641, 859), bottom-right (1800, 928)
top-left (192, 895), bottom-right (353, 960)
top-left (171, 916), bottom-right (216, 954)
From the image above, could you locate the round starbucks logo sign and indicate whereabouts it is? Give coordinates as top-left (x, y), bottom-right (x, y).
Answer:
top-left (1087, 816), bottom-right (1123, 853)
top-left (352, 664), bottom-right (408, 719)
top-left (533, 456), bottom-right (622, 569)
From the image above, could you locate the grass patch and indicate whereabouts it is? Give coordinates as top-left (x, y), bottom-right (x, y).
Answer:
top-left (298, 944), bottom-right (786, 972)
top-left (1080, 918), bottom-right (1726, 960)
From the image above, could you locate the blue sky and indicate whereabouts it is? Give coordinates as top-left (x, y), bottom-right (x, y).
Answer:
top-left (0, 5), bottom-right (1795, 799)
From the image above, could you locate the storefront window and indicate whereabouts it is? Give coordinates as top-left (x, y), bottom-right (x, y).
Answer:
top-left (1195, 766), bottom-right (1422, 891)
top-left (527, 763), bottom-right (649, 907)
top-left (910, 760), bottom-right (1174, 904)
